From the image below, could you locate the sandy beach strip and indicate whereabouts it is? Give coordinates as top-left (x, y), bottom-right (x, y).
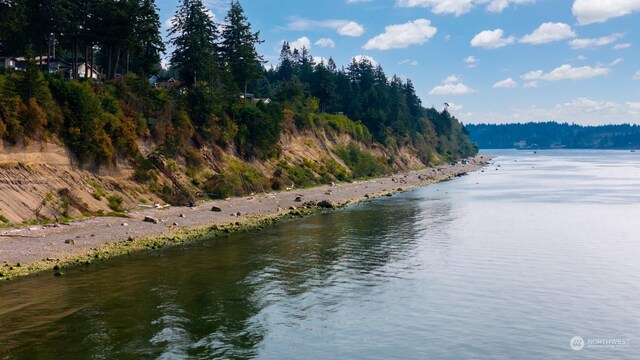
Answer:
top-left (0, 156), bottom-right (490, 279)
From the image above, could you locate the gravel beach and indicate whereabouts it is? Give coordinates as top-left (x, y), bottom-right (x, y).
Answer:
top-left (0, 156), bottom-right (489, 278)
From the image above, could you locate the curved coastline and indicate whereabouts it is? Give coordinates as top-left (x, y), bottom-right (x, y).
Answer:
top-left (0, 156), bottom-right (490, 280)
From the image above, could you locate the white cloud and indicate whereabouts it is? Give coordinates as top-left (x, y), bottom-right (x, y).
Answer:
top-left (572, 0), bottom-right (640, 25)
top-left (560, 97), bottom-right (618, 114)
top-left (338, 21), bottom-right (365, 37)
top-left (443, 75), bottom-right (460, 83)
top-left (286, 17), bottom-right (365, 37)
top-left (464, 56), bottom-right (479, 68)
top-left (351, 55), bottom-right (378, 66)
top-left (633, 70), bottom-right (640, 80)
top-left (483, 0), bottom-right (536, 13)
top-left (610, 58), bottom-right (624, 66)
top-left (347, 0), bottom-right (372, 3)
top-left (164, 8), bottom-right (215, 31)
top-left (429, 76), bottom-right (477, 95)
top-left (570, 33), bottom-right (624, 49)
top-left (493, 77), bottom-right (518, 88)
top-left (363, 19), bottom-right (437, 50)
top-left (315, 38), bottom-right (336, 48)
top-left (470, 29), bottom-right (515, 49)
top-left (290, 37), bottom-right (312, 52)
top-left (395, 0), bottom-right (535, 15)
top-left (164, 17), bottom-right (175, 31)
top-left (523, 81), bottom-right (538, 88)
top-left (521, 64), bottom-right (611, 81)
top-left (447, 102), bottom-right (464, 111)
top-left (396, 0), bottom-right (475, 16)
top-left (614, 43), bottom-right (632, 49)
top-left (399, 59), bottom-right (419, 66)
top-left (313, 56), bottom-right (329, 65)
top-left (461, 98), bottom-right (640, 125)
top-left (520, 22), bottom-right (576, 45)
top-left (628, 102), bottom-right (640, 113)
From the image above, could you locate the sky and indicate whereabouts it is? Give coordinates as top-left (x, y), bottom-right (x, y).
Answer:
top-left (155, 0), bottom-right (640, 125)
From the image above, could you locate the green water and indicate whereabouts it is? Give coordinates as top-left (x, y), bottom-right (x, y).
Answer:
top-left (1, 150), bottom-right (639, 359)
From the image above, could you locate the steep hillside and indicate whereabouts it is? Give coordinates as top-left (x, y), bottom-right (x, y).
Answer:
top-left (0, 59), bottom-right (476, 226)
top-left (0, 117), bottom-right (437, 225)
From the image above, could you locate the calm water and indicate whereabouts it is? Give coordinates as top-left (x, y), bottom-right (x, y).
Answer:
top-left (1, 150), bottom-right (639, 359)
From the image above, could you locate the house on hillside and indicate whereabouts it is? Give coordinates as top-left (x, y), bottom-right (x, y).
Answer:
top-left (14, 56), bottom-right (72, 76)
top-left (148, 74), bottom-right (160, 85)
top-left (149, 75), bottom-right (181, 89)
top-left (240, 93), bottom-right (271, 103)
top-left (77, 63), bottom-right (100, 79)
top-left (0, 57), bottom-right (17, 71)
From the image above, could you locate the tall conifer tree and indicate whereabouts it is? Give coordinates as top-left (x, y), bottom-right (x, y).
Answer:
top-left (169, 0), bottom-right (219, 85)
top-left (221, 1), bottom-right (263, 94)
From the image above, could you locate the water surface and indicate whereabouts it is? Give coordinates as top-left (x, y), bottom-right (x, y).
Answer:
top-left (1, 149), bottom-right (639, 359)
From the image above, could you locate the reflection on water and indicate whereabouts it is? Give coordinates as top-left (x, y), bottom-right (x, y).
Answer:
top-left (1, 150), bottom-right (640, 359)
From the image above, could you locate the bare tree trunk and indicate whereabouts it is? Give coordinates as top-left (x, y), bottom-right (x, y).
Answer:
top-left (90, 48), bottom-right (96, 80)
top-left (84, 45), bottom-right (89, 79)
top-left (72, 40), bottom-right (78, 80)
top-left (108, 47), bottom-right (113, 79)
top-left (126, 48), bottom-right (130, 74)
top-left (113, 44), bottom-right (122, 79)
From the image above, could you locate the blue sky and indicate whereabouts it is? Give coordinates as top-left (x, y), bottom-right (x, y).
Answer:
top-left (155, 0), bottom-right (640, 125)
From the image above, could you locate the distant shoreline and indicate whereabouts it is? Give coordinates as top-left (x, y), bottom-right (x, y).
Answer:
top-left (467, 122), bottom-right (640, 150)
top-left (0, 156), bottom-right (490, 280)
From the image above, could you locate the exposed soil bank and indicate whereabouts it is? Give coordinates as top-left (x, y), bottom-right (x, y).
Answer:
top-left (0, 156), bottom-right (489, 280)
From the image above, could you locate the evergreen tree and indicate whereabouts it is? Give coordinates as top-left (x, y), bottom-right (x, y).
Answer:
top-left (276, 41), bottom-right (294, 81)
top-left (221, 0), bottom-right (263, 94)
top-left (169, 0), bottom-right (219, 85)
top-left (0, 0), bottom-right (27, 55)
top-left (128, 0), bottom-right (165, 75)
top-left (311, 61), bottom-right (337, 113)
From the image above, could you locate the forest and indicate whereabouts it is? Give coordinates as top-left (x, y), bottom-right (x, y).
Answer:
top-left (467, 122), bottom-right (640, 149)
top-left (0, 0), bottom-right (477, 199)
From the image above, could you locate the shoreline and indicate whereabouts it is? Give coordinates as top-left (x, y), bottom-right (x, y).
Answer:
top-left (0, 156), bottom-right (490, 280)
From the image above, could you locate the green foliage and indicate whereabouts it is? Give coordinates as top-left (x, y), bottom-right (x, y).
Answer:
top-left (184, 82), bottom-right (219, 140)
top-left (15, 48), bottom-right (47, 102)
top-left (270, 157), bottom-right (349, 188)
top-left (133, 159), bottom-right (157, 183)
top-left (162, 109), bottom-right (194, 155)
top-left (0, 94), bottom-right (24, 143)
top-left (184, 147), bottom-right (204, 169)
top-left (335, 142), bottom-right (391, 179)
top-left (169, 0), bottom-right (220, 85)
top-left (0, 214), bottom-right (9, 224)
top-left (88, 180), bottom-right (107, 200)
top-left (107, 195), bottom-right (124, 212)
top-left (21, 97), bottom-right (47, 139)
top-left (234, 101), bottom-right (283, 158)
top-left (317, 112), bottom-right (371, 143)
top-left (264, 50), bottom-right (478, 161)
top-left (221, 1), bottom-right (264, 92)
top-left (282, 162), bottom-right (316, 188)
top-left (203, 160), bottom-right (264, 198)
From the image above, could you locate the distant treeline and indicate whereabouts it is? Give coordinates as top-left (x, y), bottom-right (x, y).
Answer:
top-left (466, 122), bottom-right (640, 149)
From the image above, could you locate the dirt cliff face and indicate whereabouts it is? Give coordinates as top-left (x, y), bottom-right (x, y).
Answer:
top-left (0, 143), bottom-right (164, 224)
top-left (0, 126), bottom-right (429, 225)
